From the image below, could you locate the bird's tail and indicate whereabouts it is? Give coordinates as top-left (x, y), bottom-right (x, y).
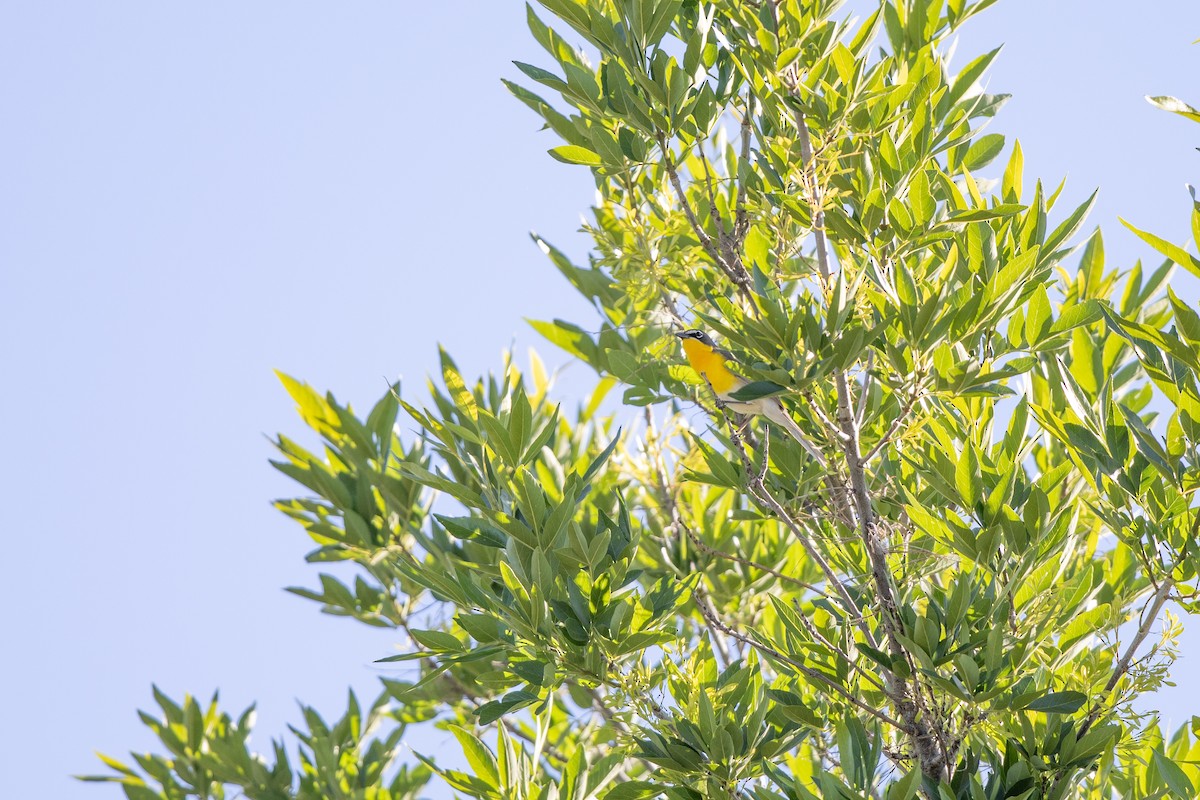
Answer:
top-left (762, 399), bottom-right (825, 463)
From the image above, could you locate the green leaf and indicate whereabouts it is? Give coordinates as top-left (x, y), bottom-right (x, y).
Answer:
top-left (643, 0), bottom-right (682, 48)
top-left (1049, 300), bottom-right (1102, 335)
top-left (1121, 217), bottom-right (1200, 279)
top-left (549, 145), bottom-right (603, 166)
top-left (437, 515), bottom-right (509, 548)
top-left (1146, 94), bottom-right (1200, 123)
top-left (849, 7), bottom-right (882, 55)
top-left (1071, 724), bottom-right (1121, 765)
top-left (1055, 357), bottom-right (1097, 429)
top-left (528, 318), bottom-right (595, 361)
top-left (1044, 189), bottom-right (1097, 253)
top-left (476, 690), bottom-right (540, 724)
top-left (1169, 287), bottom-right (1200, 345)
top-left (1153, 747), bottom-right (1196, 798)
top-left (605, 781), bottom-right (662, 800)
top-left (942, 204), bottom-right (1025, 224)
top-left (1003, 139), bottom-right (1023, 199)
top-left (122, 786), bottom-right (166, 800)
top-left (955, 442), bottom-right (981, 511)
top-left (276, 371), bottom-right (331, 428)
top-left (909, 170), bottom-right (935, 226)
top-left (1120, 404), bottom-right (1177, 480)
top-left (962, 134), bottom-right (1005, 170)
top-left (949, 47), bottom-right (1001, 107)
top-left (409, 629), bottom-right (464, 652)
top-left (449, 725), bottom-right (500, 789)
top-left (1026, 285), bottom-right (1051, 345)
top-left (1024, 690), bottom-right (1087, 714)
top-left (831, 43), bottom-right (856, 86)
top-left (745, 225), bottom-right (771, 271)
top-left (582, 429), bottom-right (622, 484)
top-left (885, 767), bottom-right (923, 800)
top-left (776, 46), bottom-right (802, 72)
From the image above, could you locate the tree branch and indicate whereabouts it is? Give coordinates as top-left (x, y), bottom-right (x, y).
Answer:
top-left (734, 93), bottom-right (754, 242)
top-left (1082, 575), bottom-right (1175, 736)
top-left (695, 586), bottom-right (907, 731)
top-left (790, 90), bottom-right (949, 783)
top-left (716, 410), bottom-right (880, 652)
top-left (855, 351), bottom-right (875, 428)
top-left (677, 514), bottom-right (834, 602)
top-left (656, 132), bottom-right (753, 295)
top-left (862, 378), bottom-right (925, 464)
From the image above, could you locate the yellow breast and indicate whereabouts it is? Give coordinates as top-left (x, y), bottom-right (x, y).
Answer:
top-left (681, 338), bottom-right (741, 395)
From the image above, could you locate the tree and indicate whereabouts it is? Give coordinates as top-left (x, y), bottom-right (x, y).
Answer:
top-left (83, 2), bottom-right (1200, 799)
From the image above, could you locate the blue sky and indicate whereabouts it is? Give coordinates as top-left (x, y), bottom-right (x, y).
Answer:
top-left (2, 2), bottom-right (1199, 797)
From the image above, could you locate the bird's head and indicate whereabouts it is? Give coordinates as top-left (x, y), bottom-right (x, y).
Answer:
top-left (674, 329), bottom-right (717, 348)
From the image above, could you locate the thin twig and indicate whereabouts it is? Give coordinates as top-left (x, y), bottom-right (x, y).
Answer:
top-left (677, 515), bottom-right (834, 601)
top-left (697, 144), bottom-right (728, 245)
top-left (621, 171), bottom-right (690, 331)
top-left (393, 613), bottom-right (570, 764)
top-left (1051, 557), bottom-right (1179, 797)
top-left (584, 687), bottom-right (661, 775)
top-left (695, 587), bottom-right (907, 730)
top-left (855, 351), bottom-right (875, 429)
top-left (720, 413), bottom-right (879, 650)
top-left (734, 93), bottom-right (754, 242)
top-left (644, 408), bottom-right (736, 665)
top-left (789, 597), bottom-right (890, 694)
top-left (656, 132), bottom-right (752, 295)
top-left (1098, 509), bottom-right (1196, 716)
top-left (1085, 576), bottom-right (1176, 736)
top-left (862, 379), bottom-right (926, 463)
top-left (802, 390), bottom-right (851, 443)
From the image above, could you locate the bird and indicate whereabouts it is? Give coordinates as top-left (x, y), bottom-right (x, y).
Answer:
top-left (675, 329), bottom-right (823, 462)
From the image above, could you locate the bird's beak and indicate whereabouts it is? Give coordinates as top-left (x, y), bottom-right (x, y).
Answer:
top-left (673, 331), bottom-right (687, 339)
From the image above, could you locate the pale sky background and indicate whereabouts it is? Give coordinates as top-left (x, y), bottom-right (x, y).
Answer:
top-left (3, 2), bottom-right (1200, 798)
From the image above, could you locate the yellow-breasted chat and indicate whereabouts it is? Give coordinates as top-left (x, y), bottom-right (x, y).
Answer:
top-left (675, 329), bottom-right (822, 460)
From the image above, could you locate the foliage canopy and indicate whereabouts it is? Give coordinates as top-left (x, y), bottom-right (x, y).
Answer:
top-left (84, 2), bottom-right (1200, 799)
